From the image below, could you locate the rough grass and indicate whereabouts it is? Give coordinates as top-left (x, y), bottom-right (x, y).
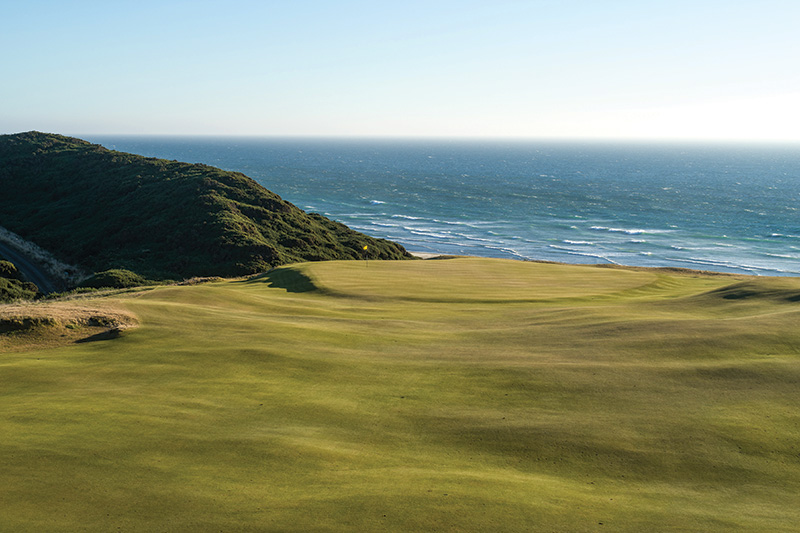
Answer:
top-left (0, 301), bottom-right (137, 351)
top-left (2, 258), bottom-right (799, 531)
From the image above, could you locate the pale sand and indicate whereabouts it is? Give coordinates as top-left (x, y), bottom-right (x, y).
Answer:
top-left (410, 252), bottom-right (454, 259)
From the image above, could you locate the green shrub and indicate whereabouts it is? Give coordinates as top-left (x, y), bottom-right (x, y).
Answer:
top-left (0, 277), bottom-right (38, 302)
top-left (79, 269), bottom-right (147, 289)
top-left (0, 260), bottom-right (23, 281)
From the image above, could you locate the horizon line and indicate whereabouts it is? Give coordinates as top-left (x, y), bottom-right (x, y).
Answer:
top-left (5, 130), bottom-right (800, 146)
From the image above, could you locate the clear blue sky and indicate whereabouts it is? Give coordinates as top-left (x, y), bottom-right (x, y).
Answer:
top-left (3, 0), bottom-right (799, 141)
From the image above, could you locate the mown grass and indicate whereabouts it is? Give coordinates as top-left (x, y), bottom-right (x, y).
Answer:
top-left (2, 258), bottom-right (799, 531)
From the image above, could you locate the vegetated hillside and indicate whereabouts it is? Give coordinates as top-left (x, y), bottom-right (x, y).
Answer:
top-left (0, 259), bottom-right (38, 302)
top-left (0, 132), bottom-right (411, 281)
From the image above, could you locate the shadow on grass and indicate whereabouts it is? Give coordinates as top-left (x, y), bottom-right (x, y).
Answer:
top-left (75, 327), bottom-right (124, 343)
top-left (702, 280), bottom-right (800, 302)
top-left (243, 268), bottom-right (318, 293)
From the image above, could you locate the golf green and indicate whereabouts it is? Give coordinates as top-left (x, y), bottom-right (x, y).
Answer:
top-left (2, 258), bottom-right (799, 531)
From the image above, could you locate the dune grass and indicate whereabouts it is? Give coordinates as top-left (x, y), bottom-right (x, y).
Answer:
top-left (2, 257), bottom-right (799, 531)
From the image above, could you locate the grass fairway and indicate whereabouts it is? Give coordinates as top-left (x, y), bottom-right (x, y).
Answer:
top-left (2, 257), bottom-right (800, 531)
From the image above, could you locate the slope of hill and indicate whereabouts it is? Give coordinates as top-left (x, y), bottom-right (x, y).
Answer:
top-left (0, 131), bottom-right (411, 281)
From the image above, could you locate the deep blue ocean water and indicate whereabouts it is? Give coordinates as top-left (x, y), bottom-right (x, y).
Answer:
top-left (87, 136), bottom-right (800, 276)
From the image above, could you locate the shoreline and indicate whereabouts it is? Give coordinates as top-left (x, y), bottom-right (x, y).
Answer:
top-left (408, 250), bottom-right (747, 277)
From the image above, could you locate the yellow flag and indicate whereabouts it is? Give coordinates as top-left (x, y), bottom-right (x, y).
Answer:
top-left (363, 245), bottom-right (368, 250)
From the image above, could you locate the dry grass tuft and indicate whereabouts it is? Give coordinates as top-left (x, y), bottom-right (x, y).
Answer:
top-left (175, 276), bottom-right (225, 285)
top-left (0, 301), bottom-right (136, 351)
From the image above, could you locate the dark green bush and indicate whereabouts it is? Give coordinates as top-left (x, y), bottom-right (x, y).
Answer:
top-left (79, 269), bottom-right (147, 289)
top-left (0, 277), bottom-right (39, 302)
top-left (0, 260), bottom-right (23, 281)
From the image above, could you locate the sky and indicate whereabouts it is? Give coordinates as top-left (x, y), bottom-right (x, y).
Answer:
top-left (2, 0), bottom-right (799, 142)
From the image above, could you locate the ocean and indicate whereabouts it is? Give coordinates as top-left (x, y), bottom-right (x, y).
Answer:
top-left (86, 136), bottom-right (800, 276)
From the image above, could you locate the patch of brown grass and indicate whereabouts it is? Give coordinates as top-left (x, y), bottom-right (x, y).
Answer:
top-left (175, 276), bottom-right (225, 285)
top-left (0, 301), bottom-right (137, 352)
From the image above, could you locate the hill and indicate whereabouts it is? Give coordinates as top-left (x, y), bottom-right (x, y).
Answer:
top-left (0, 132), bottom-right (411, 281)
top-left (2, 258), bottom-right (800, 531)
